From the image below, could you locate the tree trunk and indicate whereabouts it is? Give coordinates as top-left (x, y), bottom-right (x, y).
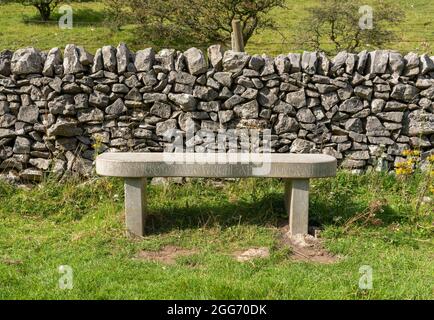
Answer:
top-left (35, 4), bottom-right (51, 21)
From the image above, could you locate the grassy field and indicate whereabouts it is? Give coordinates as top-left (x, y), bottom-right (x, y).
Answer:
top-left (0, 1), bottom-right (433, 55)
top-left (0, 171), bottom-right (432, 299)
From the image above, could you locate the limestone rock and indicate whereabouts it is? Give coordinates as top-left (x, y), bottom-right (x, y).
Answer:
top-left (63, 44), bottom-right (85, 74)
top-left (274, 114), bottom-right (299, 134)
top-left (288, 53), bottom-right (301, 73)
top-left (403, 53), bottom-right (419, 76)
top-left (377, 112), bottom-right (404, 123)
top-left (331, 51), bottom-right (348, 73)
top-left (13, 137), bottom-right (31, 154)
top-left (420, 54), bottom-right (434, 75)
top-left (116, 43), bottom-right (131, 74)
top-left (156, 118), bottom-right (178, 136)
top-left (345, 118), bottom-right (363, 133)
top-left (223, 51), bottom-right (250, 73)
top-left (301, 51), bottom-right (317, 75)
top-left (0, 50), bottom-right (12, 76)
top-left (275, 54), bottom-right (290, 75)
top-left (405, 110), bottom-right (434, 136)
top-left (388, 52), bottom-right (404, 75)
top-left (92, 48), bottom-right (103, 73)
top-left (77, 108), bottom-right (104, 123)
top-left (183, 48), bottom-right (207, 75)
top-left (357, 50), bottom-right (368, 74)
top-left (218, 110), bottom-right (234, 124)
top-left (296, 108), bottom-right (316, 123)
top-left (43, 47), bottom-right (62, 77)
top-left (168, 93), bottom-right (197, 111)
top-left (17, 105), bottom-right (39, 123)
top-left (20, 168), bottom-right (43, 182)
top-left (11, 47), bottom-right (44, 75)
top-left (366, 116), bottom-right (390, 137)
top-left (390, 84), bottom-right (419, 102)
top-left (77, 46), bottom-right (93, 66)
top-left (48, 119), bottom-right (83, 137)
top-left (257, 88), bottom-right (278, 107)
top-left (339, 97), bottom-right (364, 113)
top-left (368, 50), bottom-right (389, 74)
top-left (150, 101), bottom-right (171, 119)
top-left (156, 49), bottom-right (175, 72)
top-left (233, 100), bottom-right (259, 119)
top-left (102, 45), bottom-right (117, 73)
top-left (135, 48), bottom-right (155, 72)
top-left (286, 89), bottom-right (306, 108)
top-left (106, 98), bottom-right (127, 115)
top-left (290, 138), bottom-right (316, 153)
top-left (207, 45), bottom-right (224, 70)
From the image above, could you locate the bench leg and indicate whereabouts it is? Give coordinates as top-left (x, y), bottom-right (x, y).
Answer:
top-left (124, 177), bottom-right (147, 237)
top-left (284, 179), bottom-right (309, 236)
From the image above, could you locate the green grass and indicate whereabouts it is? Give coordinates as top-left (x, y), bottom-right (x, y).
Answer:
top-left (0, 171), bottom-right (432, 299)
top-left (0, 1), bottom-right (433, 55)
top-left (0, 2), bottom-right (135, 53)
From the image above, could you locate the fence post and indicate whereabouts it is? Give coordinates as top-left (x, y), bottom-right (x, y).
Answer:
top-left (231, 19), bottom-right (245, 52)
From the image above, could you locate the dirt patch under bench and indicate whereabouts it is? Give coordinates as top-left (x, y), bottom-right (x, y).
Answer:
top-left (278, 225), bottom-right (339, 264)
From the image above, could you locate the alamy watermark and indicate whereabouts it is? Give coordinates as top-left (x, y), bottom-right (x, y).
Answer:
top-left (359, 5), bottom-right (373, 30)
top-left (58, 5), bottom-right (73, 29)
top-left (358, 265), bottom-right (373, 290)
top-left (58, 265), bottom-right (73, 290)
top-left (161, 128), bottom-right (273, 176)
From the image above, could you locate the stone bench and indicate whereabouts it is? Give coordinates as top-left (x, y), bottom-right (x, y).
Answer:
top-left (96, 152), bottom-right (337, 237)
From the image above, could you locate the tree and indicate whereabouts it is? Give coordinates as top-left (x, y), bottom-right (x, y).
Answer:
top-left (299, 0), bottom-right (404, 54)
top-left (16, 0), bottom-right (62, 21)
top-left (103, 0), bottom-right (131, 31)
top-left (108, 0), bottom-right (284, 48)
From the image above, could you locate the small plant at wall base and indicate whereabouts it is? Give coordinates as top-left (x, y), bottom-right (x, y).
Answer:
top-left (394, 150), bottom-right (434, 223)
top-left (394, 149), bottom-right (420, 176)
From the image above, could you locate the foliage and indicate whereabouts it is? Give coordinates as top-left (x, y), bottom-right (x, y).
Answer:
top-left (105, 0), bottom-right (285, 48)
top-left (394, 150), bottom-right (434, 218)
top-left (102, 0), bottom-right (131, 31)
top-left (0, 1), bottom-right (432, 55)
top-left (299, 0), bottom-right (405, 54)
top-left (394, 149), bottom-right (421, 176)
top-left (14, 0), bottom-right (63, 21)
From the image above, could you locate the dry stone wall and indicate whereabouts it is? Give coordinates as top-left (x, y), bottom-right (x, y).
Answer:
top-left (0, 44), bottom-right (433, 182)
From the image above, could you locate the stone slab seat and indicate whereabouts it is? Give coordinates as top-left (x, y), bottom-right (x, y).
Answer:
top-left (96, 152), bottom-right (337, 237)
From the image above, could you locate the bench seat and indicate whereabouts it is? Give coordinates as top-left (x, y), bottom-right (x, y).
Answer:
top-left (96, 152), bottom-right (337, 237)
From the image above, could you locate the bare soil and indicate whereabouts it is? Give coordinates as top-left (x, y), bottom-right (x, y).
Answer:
top-left (278, 225), bottom-right (339, 264)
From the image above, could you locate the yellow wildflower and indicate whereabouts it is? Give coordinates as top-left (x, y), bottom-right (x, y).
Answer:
top-left (402, 149), bottom-right (412, 156)
top-left (395, 162), bottom-right (404, 168)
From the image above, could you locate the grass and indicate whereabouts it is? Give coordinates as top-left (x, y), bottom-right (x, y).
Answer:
top-left (0, 1), bottom-right (433, 55)
top-left (248, 0), bottom-right (434, 55)
top-left (0, 171), bottom-right (432, 299)
top-left (0, 2), bottom-right (135, 53)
